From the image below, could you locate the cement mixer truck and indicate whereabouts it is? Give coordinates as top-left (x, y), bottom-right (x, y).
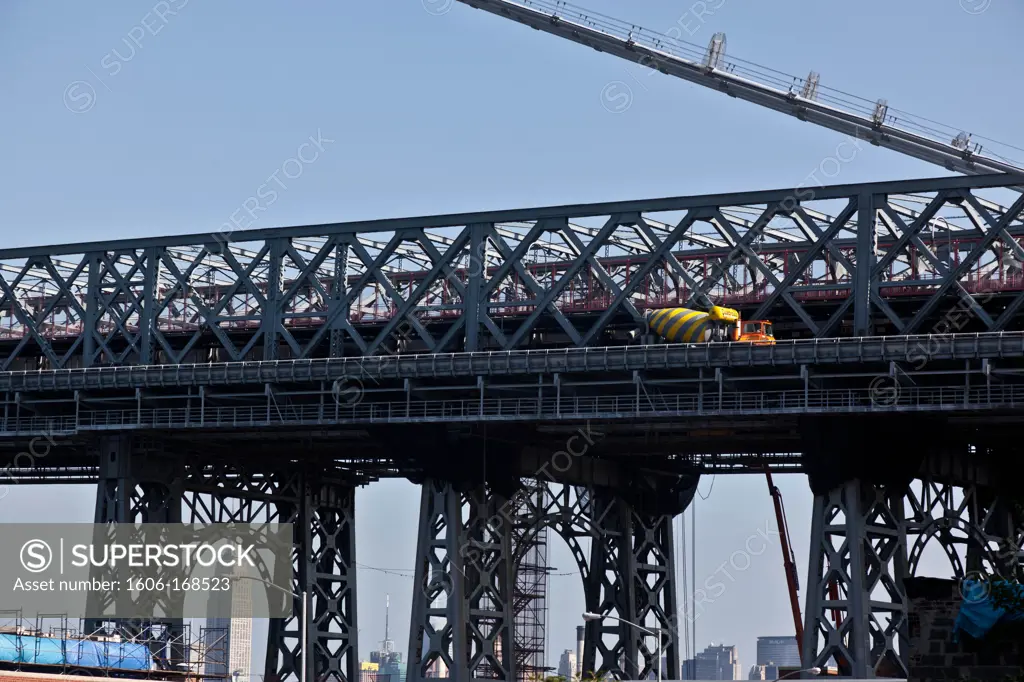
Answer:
top-left (641, 305), bottom-right (775, 344)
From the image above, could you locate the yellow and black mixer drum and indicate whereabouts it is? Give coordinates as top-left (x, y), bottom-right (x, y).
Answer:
top-left (643, 306), bottom-right (738, 343)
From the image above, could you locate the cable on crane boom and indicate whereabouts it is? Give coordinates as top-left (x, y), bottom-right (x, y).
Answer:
top-left (454, 0), bottom-right (1024, 176)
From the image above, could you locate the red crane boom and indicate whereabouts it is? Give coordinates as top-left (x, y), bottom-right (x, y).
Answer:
top-left (764, 467), bottom-right (804, 658)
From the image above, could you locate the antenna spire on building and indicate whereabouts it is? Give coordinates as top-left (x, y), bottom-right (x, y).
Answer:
top-left (381, 593), bottom-right (395, 655)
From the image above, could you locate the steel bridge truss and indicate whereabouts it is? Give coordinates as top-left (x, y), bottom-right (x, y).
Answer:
top-left (802, 456), bottom-right (1024, 677)
top-left (85, 435), bottom-right (188, 663)
top-left (407, 480), bottom-right (679, 682)
top-left (3, 175), bottom-right (1024, 371)
top-left (8, 173), bottom-right (1024, 682)
top-left (86, 442), bottom-right (361, 682)
top-left (407, 479), bottom-right (519, 682)
top-left (185, 461), bottom-right (360, 682)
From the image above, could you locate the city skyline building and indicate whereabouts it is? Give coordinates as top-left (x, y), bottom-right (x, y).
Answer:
top-left (561, 647), bottom-right (577, 675)
top-left (693, 644), bottom-right (741, 680)
top-left (203, 564), bottom-right (253, 682)
top-left (747, 663), bottom-right (779, 680)
top-left (557, 649), bottom-right (577, 680)
top-left (754, 636), bottom-right (800, 669)
top-left (370, 595), bottom-right (406, 682)
top-left (361, 660), bottom-right (381, 682)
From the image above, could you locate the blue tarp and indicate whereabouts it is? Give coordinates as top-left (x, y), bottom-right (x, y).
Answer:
top-left (0, 633), bottom-right (151, 671)
top-left (954, 579), bottom-right (1024, 640)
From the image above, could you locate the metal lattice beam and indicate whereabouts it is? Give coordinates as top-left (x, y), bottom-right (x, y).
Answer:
top-left (802, 463), bottom-right (1024, 677)
top-left (183, 460), bottom-right (359, 682)
top-left (1, 175), bottom-right (1024, 369)
top-left (407, 479), bottom-right (517, 682)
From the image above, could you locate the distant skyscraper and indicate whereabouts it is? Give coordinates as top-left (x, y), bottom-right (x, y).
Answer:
top-left (361, 661), bottom-right (381, 682)
top-left (747, 663), bottom-right (779, 680)
top-left (204, 565), bottom-right (253, 681)
top-left (557, 649), bottom-right (577, 680)
top-left (682, 658), bottom-right (695, 680)
top-left (370, 595), bottom-right (406, 682)
top-left (755, 636), bottom-right (800, 668)
top-left (694, 644), bottom-right (740, 680)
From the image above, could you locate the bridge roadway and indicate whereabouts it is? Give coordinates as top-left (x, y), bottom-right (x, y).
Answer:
top-left (2, 330), bottom-right (1023, 391)
top-left (1, 332), bottom-right (1022, 493)
top-left (0, 332), bottom-right (1021, 455)
top-left (4, 381), bottom-right (1024, 434)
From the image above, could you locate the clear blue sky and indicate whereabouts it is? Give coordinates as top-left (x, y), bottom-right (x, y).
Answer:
top-left (1, 0), bottom-right (1021, 676)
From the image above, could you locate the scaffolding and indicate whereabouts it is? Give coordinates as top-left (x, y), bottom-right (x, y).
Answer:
top-left (512, 479), bottom-right (551, 682)
top-left (0, 611), bottom-right (229, 681)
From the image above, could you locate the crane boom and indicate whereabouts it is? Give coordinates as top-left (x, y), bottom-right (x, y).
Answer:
top-left (455, 0), bottom-right (1023, 176)
top-left (764, 468), bottom-right (803, 660)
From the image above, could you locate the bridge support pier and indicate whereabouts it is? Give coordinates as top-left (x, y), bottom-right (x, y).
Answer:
top-left (437, 475), bottom-right (684, 682)
top-left (94, 434), bottom-right (184, 524)
top-left (801, 479), bottom-right (909, 678)
top-left (504, 455), bottom-right (691, 682)
top-left (802, 448), bottom-right (1024, 678)
top-left (292, 480), bottom-right (359, 682)
top-left (582, 492), bottom-right (679, 681)
top-left (88, 435), bottom-right (187, 665)
top-left (183, 459), bottom-right (360, 682)
top-left (407, 478), bottom-right (517, 682)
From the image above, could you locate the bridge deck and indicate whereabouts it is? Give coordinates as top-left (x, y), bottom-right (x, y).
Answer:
top-left (2, 331), bottom-right (1022, 391)
top-left (3, 383), bottom-right (1022, 437)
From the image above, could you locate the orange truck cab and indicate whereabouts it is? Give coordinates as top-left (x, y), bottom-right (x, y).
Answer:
top-left (737, 319), bottom-right (776, 344)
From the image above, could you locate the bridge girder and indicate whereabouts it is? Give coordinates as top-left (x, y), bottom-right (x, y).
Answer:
top-left (1, 174), bottom-right (1023, 369)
